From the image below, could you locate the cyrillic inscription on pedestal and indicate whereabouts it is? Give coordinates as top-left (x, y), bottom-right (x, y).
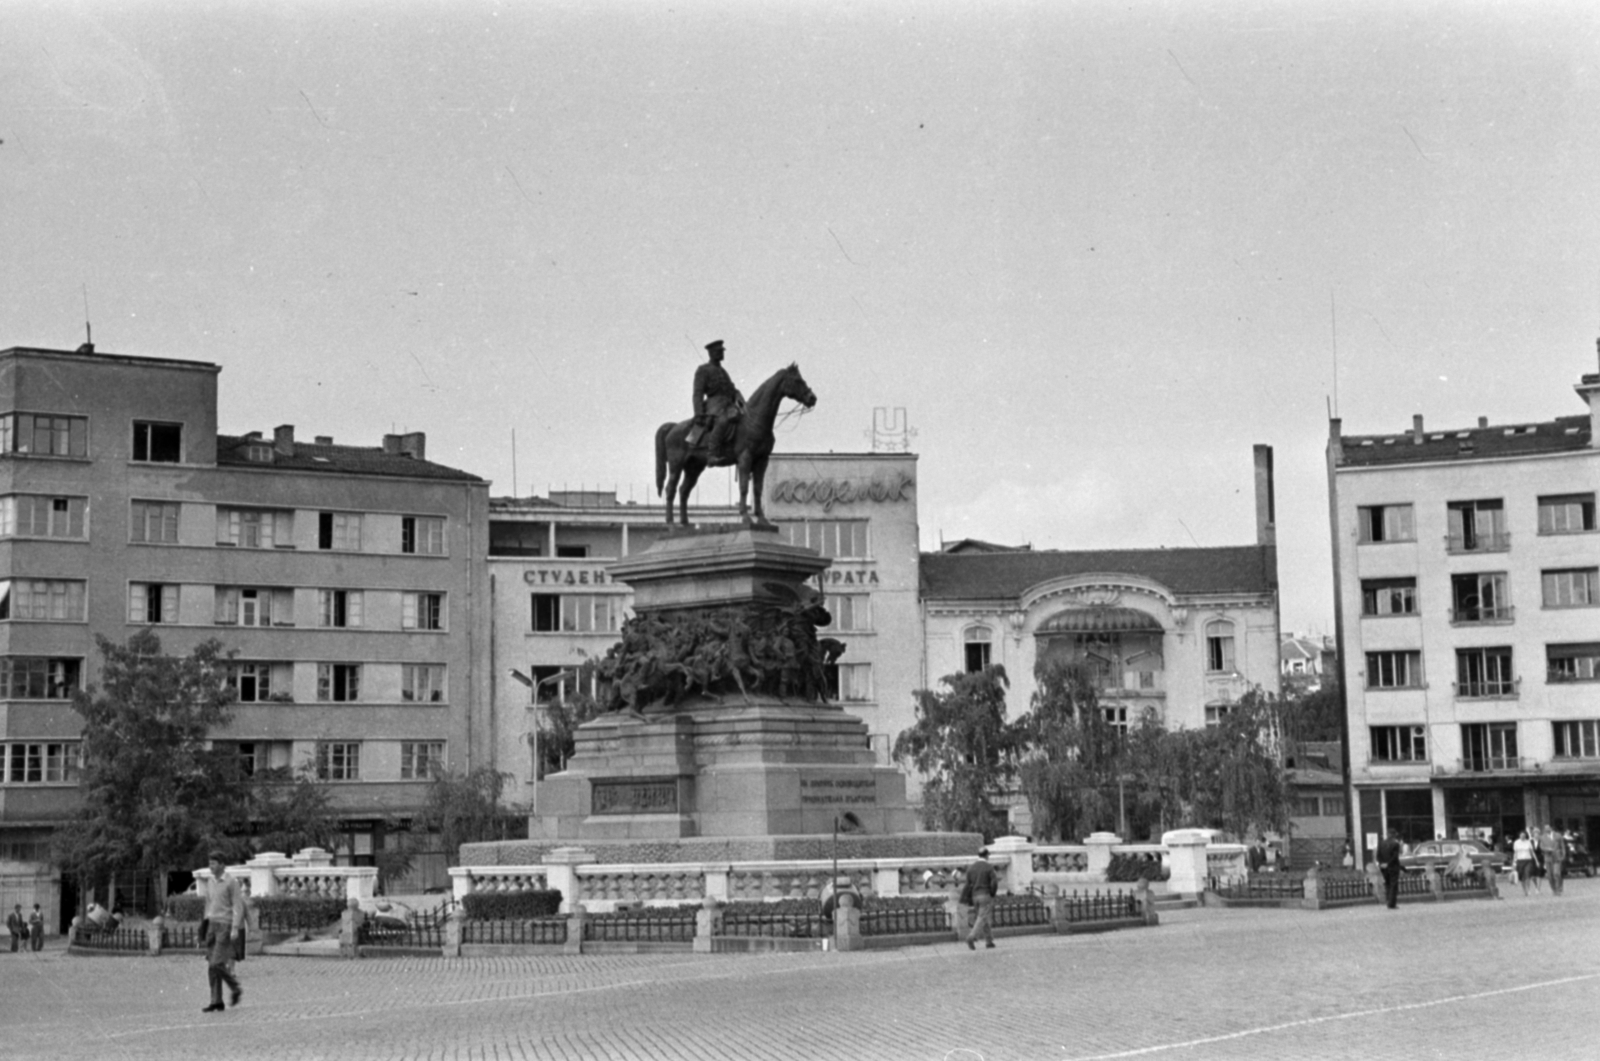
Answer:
top-left (799, 777), bottom-right (879, 806)
top-left (592, 778), bottom-right (680, 815)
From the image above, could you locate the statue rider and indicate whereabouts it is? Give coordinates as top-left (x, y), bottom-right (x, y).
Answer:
top-left (687, 339), bottom-right (744, 463)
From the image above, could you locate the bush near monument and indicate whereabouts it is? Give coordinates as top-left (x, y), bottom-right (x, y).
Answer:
top-left (164, 894), bottom-right (206, 922)
top-left (461, 890), bottom-right (563, 920)
top-left (595, 593), bottom-right (845, 711)
top-left (253, 896), bottom-right (347, 932)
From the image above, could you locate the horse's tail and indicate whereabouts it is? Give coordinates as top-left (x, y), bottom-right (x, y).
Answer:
top-left (655, 422), bottom-right (671, 496)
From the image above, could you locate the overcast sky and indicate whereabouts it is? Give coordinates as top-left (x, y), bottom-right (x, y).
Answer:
top-left (4, 2), bottom-right (1599, 637)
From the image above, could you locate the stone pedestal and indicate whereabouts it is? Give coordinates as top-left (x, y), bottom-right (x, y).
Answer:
top-left (532, 525), bottom-right (919, 845)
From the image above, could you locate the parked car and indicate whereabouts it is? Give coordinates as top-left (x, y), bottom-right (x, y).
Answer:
top-left (1565, 844), bottom-right (1595, 878)
top-left (1399, 839), bottom-right (1505, 875)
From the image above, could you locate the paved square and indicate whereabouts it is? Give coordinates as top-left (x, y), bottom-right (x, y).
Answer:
top-left (2, 883), bottom-right (1596, 1061)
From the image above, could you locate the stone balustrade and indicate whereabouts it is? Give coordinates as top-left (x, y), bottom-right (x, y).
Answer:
top-left (196, 849), bottom-right (378, 905)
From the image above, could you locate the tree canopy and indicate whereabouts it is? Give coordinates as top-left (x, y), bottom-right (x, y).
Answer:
top-left (891, 666), bottom-right (1019, 838)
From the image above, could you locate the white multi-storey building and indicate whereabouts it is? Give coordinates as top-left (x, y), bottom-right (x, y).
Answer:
top-left (1328, 351), bottom-right (1600, 862)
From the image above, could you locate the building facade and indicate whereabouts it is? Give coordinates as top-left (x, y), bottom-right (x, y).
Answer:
top-left (0, 344), bottom-right (490, 918)
top-left (1328, 354), bottom-right (1600, 864)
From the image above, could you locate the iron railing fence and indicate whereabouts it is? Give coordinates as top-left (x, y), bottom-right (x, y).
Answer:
top-left (858, 901), bottom-right (951, 937)
top-left (72, 926), bottom-right (148, 953)
top-left (991, 895), bottom-right (1052, 928)
top-left (359, 907), bottom-right (447, 949)
top-left (1059, 891), bottom-right (1140, 923)
top-left (461, 918), bottom-right (568, 946)
top-left (582, 909), bottom-right (697, 944)
top-left (721, 905), bottom-right (827, 939)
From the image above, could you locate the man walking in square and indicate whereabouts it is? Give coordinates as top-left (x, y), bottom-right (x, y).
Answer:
top-left (6, 903), bottom-right (24, 952)
top-left (1376, 828), bottom-right (1404, 909)
top-left (27, 904), bottom-right (43, 951)
top-left (1540, 825), bottom-right (1567, 896)
top-left (200, 851), bottom-right (246, 1012)
top-left (964, 848), bottom-right (999, 950)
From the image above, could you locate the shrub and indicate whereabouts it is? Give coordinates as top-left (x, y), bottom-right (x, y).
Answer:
top-left (253, 895), bottom-right (347, 931)
top-left (165, 894), bottom-right (206, 922)
top-left (1106, 853), bottom-right (1169, 882)
top-left (461, 889), bottom-right (563, 920)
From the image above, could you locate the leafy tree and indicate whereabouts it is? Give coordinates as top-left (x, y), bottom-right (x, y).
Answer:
top-left (1280, 675), bottom-right (1344, 745)
top-left (53, 631), bottom-right (245, 910)
top-left (418, 766), bottom-right (527, 864)
top-left (1015, 662), bottom-right (1123, 842)
top-left (893, 666), bottom-right (1020, 839)
top-left (1176, 687), bottom-right (1292, 839)
top-left (534, 689), bottom-right (607, 779)
top-left (247, 766), bottom-right (342, 856)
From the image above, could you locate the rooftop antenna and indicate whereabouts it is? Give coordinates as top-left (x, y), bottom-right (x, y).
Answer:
top-left (1330, 289), bottom-right (1339, 419)
top-left (82, 284), bottom-right (93, 350)
top-left (511, 429), bottom-right (518, 499)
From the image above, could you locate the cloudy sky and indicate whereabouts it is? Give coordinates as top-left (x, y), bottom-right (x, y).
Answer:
top-left (4, 1), bottom-right (1599, 636)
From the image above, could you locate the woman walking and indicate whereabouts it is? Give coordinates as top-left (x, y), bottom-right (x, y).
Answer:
top-left (1512, 830), bottom-right (1540, 895)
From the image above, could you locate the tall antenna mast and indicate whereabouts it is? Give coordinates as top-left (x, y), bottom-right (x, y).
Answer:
top-left (82, 284), bottom-right (93, 348)
top-left (511, 429), bottom-right (518, 499)
top-left (1330, 289), bottom-right (1339, 419)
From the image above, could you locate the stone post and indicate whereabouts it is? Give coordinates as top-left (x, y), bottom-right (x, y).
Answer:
top-left (832, 892), bottom-right (862, 952)
top-left (1161, 830), bottom-right (1210, 899)
top-left (873, 865), bottom-right (900, 899)
top-left (243, 900), bottom-right (263, 955)
top-left (1302, 863), bottom-right (1323, 910)
top-left (449, 867), bottom-right (474, 903)
top-left (244, 851), bottom-right (291, 899)
top-left (989, 835), bottom-right (1034, 893)
top-left (147, 916), bottom-right (165, 955)
top-left (344, 867), bottom-right (379, 904)
top-left (443, 908), bottom-right (463, 957)
top-left (947, 894), bottom-right (968, 941)
top-left (1084, 832), bottom-right (1122, 881)
top-left (1481, 866), bottom-right (1500, 900)
top-left (1427, 867), bottom-right (1445, 902)
top-left (294, 847), bottom-right (334, 868)
top-left (564, 903), bottom-right (586, 956)
top-left (545, 847), bottom-right (594, 914)
top-left (1134, 878), bottom-right (1160, 926)
top-left (694, 896), bottom-right (721, 954)
top-left (703, 866), bottom-right (730, 904)
top-left (1043, 884), bottom-right (1065, 932)
top-left (339, 901), bottom-right (363, 959)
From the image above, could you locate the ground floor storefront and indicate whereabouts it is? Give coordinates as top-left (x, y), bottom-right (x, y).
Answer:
top-left (1356, 778), bottom-right (1600, 861)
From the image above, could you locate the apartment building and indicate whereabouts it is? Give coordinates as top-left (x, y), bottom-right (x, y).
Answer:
top-left (1328, 351), bottom-right (1600, 862)
top-left (0, 344), bottom-right (489, 919)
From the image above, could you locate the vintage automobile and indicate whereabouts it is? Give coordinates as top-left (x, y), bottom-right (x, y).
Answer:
top-left (1398, 838), bottom-right (1506, 875)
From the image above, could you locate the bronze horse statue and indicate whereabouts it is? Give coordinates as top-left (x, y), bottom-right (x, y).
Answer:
top-left (656, 362), bottom-right (816, 526)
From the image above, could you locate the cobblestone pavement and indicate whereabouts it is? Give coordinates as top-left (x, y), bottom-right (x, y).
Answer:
top-left (3, 880), bottom-right (1597, 1061)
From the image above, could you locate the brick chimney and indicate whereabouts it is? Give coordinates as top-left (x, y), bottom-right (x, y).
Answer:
top-left (1411, 414), bottom-right (1424, 444)
top-left (273, 424), bottom-right (295, 457)
top-left (383, 431), bottom-right (426, 459)
top-left (1253, 444), bottom-right (1276, 546)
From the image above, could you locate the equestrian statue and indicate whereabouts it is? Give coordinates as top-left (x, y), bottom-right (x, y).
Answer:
top-left (655, 339), bottom-right (816, 527)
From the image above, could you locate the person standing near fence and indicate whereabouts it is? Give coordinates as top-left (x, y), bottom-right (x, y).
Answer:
top-left (963, 848), bottom-right (999, 950)
top-left (200, 851), bottom-right (245, 1012)
top-left (6, 904), bottom-right (24, 952)
top-left (1376, 829), bottom-right (1403, 909)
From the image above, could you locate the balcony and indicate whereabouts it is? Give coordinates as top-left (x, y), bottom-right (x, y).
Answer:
top-left (1452, 678), bottom-right (1519, 700)
top-left (1449, 604), bottom-right (1514, 625)
top-left (1432, 756), bottom-right (1537, 778)
top-left (1445, 531), bottom-right (1510, 554)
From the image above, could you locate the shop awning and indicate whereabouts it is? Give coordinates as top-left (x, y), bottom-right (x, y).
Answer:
top-left (1036, 607), bottom-right (1163, 633)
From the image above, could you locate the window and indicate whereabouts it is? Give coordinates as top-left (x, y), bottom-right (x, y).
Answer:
top-left (1361, 578), bottom-right (1417, 617)
top-left (1366, 651), bottom-right (1423, 689)
top-left (1204, 701), bottom-right (1233, 727)
top-left (1542, 568), bottom-right (1599, 608)
top-left (1292, 797), bottom-right (1322, 817)
top-left (1323, 795), bottom-right (1346, 817)
top-left (130, 500), bottom-right (178, 543)
top-left (1103, 703), bottom-right (1131, 735)
top-left (1205, 620), bottom-right (1235, 673)
top-left (129, 583), bottom-right (179, 624)
top-left (132, 421), bottom-right (182, 462)
top-left (1452, 573), bottom-right (1510, 622)
top-left (555, 545), bottom-right (588, 559)
top-left (402, 664), bottom-right (446, 703)
top-left (1547, 643), bottom-right (1600, 684)
top-left (318, 511), bottom-right (362, 551)
top-left (217, 507), bottom-right (292, 549)
top-left (1447, 499), bottom-right (1508, 552)
top-left (1456, 647), bottom-right (1515, 698)
top-left (317, 663), bottom-right (362, 702)
top-left (776, 520), bottom-right (869, 558)
top-left (1357, 503), bottom-right (1414, 544)
top-left (1, 742), bottom-right (80, 783)
top-left (821, 594), bottom-right (871, 633)
top-left (1553, 720), bottom-right (1600, 759)
top-left (0, 579), bottom-right (86, 621)
top-left (401, 516), bottom-right (445, 555)
top-left (0, 413), bottom-right (87, 457)
top-left (530, 665), bottom-right (571, 704)
top-left (215, 587), bottom-right (290, 627)
top-left (531, 594), bottom-right (559, 632)
top-left (0, 495), bottom-right (87, 539)
top-left (1538, 493), bottom-right (1595, 535)
top-left (318, 589), bottom-right (364, 628)
top-left (964, 626), bottom-right (992, 673)
top-left (315, 741), bottom-right (361, 781)
top-left (1370, 725), bottom-right (1427, 762)
top-left (825, 661), bottom-right (872, 702)
top-left (402, 592), bottom-right (445, 631)
top-left (228, 662), bottom-right (286, 703)
top-left (0, 657), bottom-right (80, 699)
top-left (401, 741), bottom-right (445, 780)
top-left (1461, 722), bottom-right (1518, 771)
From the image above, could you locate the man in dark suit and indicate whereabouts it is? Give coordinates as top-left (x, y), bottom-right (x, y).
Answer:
top-left (1377, 828), bottom-right (1404, 909)
top-left (687, 340), bottom-right (744, 463)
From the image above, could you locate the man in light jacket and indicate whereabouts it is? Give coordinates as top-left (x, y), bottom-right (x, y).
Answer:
top-left (200, 851), bottom-right (246, 1012)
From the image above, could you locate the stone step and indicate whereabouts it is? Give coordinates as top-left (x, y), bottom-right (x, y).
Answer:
top-left (262, 937), bottom-right (342, 958)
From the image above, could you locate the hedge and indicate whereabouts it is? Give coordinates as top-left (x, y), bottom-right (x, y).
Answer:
top-left (1106, 853), bottom-right (1169, 882)
top-left (165, 894), bottom-right (206, 922)
top-left (462, 889), bottom-right (563, 920)
top-left (254, 895), bottom-right (348, 930)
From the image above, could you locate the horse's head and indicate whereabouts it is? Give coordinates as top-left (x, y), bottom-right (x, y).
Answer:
top-left (781, 362), bottom-right (817, 409)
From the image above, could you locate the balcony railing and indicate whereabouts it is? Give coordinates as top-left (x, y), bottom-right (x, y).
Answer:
top-left (1453, 678), bottom-right (1520, 699)
top-left (1449, 604), bottom-right (1514, 624)
top-left (1445, 531), bottom-right (1511, 554)
top-left (1433, 756), bottom-right (1535, 776)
